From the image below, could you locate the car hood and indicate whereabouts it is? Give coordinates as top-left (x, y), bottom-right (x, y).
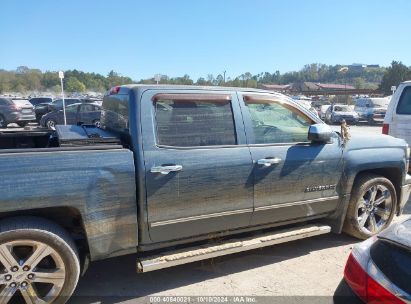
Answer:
top-left (378, 218), bottom-right (411, 251)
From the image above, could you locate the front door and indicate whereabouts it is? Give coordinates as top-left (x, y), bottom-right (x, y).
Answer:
top-left (239, 93), bottom-right (344, 225)
top-left (141, 90), bottom-right (254, 243)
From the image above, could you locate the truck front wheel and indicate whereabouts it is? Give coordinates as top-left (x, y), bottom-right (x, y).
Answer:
top-left (343, 174), bottom-right (396, 239)
top-left (0, 217), bottom-right (80, 304)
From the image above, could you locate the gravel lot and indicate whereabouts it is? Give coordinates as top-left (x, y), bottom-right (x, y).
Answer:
top-left (68, 124), bottom-right (409, 304)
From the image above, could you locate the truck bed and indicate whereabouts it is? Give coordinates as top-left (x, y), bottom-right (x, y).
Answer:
top-left (0, 125), bottom-right (121, 150)
top-left (0, 126), bottom-right (139, 261)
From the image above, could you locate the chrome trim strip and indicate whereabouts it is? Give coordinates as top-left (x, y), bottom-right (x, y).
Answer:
top-left (150, 208), bottom-right (253, 227)
top-left (254, 196), bottom-right (339, 212)
top-left (150, 196), bottom-right (339, 227)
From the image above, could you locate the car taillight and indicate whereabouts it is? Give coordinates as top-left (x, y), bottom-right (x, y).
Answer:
top-left (344, 253), bottom-right (367, 302)
top-left (344, 242), bottom-right (405, 304)
top-left (367, 273), bottom-right (404, 304)
top-left (382, 124), bottom-right (389, 135)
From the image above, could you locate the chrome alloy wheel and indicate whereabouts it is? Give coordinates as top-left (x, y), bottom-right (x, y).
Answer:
top-left (0, 240), bottom-right (65, 304)
top-left (357, 184), bottom-right (393, 234)
top-left (46, 120), bottom-right (56, 130)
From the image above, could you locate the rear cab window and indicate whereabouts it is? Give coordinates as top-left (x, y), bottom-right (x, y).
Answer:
top-left (396, 86), bottom-right (411, 115)
top-left (153, 93), bottom-right (237, 147)
top-left (101, 94), bottom-right (129, 132)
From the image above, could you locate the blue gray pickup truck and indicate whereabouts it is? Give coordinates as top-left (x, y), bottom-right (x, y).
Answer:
top-left (0, 85), bottom-right (410, 303)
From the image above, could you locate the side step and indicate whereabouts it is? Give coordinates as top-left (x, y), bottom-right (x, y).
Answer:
top-left (137, 224), bottom-right (331, 273)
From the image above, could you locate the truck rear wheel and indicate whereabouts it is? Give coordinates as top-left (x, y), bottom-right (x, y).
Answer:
top-left (343, 174), bottom-right (396, 239)
top-left (0, 217), bottom-right (80, 304)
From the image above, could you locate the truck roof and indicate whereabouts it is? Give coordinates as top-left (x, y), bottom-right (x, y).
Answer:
top-left (110, 84), bottom-right (286, 97)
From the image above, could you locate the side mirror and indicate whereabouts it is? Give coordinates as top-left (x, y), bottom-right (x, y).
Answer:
top-left (308, 123), bottom-right (333, 143)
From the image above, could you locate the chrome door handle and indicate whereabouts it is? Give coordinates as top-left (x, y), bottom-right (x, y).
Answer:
top-left (150, 165), bottom-right (183, 175)
top-left (257, 158), bottom-right (282, 167)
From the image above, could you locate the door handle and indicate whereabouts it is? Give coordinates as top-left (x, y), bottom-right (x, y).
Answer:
top-left (257, 158), bottom-right (282, 167)
top-left (150, 165), bottom-right (183, 175)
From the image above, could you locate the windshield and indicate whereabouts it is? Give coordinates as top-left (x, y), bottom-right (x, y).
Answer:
top-left (12, 99), bottom-right (32, 107)
top-left (334, 105), bottom-right (351, 112)
top-left (30, 98), bottom-right (52, 105)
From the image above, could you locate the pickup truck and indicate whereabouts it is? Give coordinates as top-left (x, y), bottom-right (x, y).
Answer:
top-left (0, 85), bottom-right (410, 303)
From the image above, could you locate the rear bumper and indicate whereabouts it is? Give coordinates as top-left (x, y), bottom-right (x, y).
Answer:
top-left (399, 174), bottom-right (411, 215)
top-left (8, 112), bottom-right (36, 122)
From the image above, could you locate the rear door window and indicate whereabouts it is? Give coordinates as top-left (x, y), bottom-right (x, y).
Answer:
top-left (397, 86), bottom-right (411, 114)
top-left (154, 94), bottom-right (237, 147)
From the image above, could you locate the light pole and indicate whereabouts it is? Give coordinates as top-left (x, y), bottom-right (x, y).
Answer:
top-left (154, 74), bottom-right (162, 84)
top-left (339, 67), bottom-right (349, 104)
top-left (223, 70), bottom-right (226, 84)
top-left (58, 71), bottom-right (67, 125)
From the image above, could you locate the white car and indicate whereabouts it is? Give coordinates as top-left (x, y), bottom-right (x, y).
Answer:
top-left (354, 97), bottom-right (390, 124)
top-left (319, 105), bottom-right (331, 120)
top-left (383, 81), bottom-right (411, 165)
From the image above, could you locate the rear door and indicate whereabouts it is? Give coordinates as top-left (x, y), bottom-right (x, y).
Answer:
top-left (78, 104), bottom-right (101, 124)
top-left (239, 93), bottom-right (343, 225)
top-left (390, 85), bottom-right (411, 147)
top-left (141, 90), bottom-right (254, 242)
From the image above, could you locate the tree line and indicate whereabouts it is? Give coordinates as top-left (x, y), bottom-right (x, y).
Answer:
top-left (0, 61), bottom-right (410, 95)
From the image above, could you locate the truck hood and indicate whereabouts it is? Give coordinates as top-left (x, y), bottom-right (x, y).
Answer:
top-left (344, 133), bottom-right (407, 150)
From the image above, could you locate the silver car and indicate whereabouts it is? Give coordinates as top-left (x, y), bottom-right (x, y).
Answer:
top-left (0, 98), bottom-right (36, 128)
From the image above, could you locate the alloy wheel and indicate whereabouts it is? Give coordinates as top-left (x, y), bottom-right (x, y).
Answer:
top-left (356, 184), bottom-right (393, 234)
top-left (0, 240), bottom-right (66, 304)
top-left (46, 120), bottom-right (56, 130)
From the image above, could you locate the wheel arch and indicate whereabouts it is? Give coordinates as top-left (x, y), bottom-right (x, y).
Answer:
top-left (0, 207), bottom-right (90, 271)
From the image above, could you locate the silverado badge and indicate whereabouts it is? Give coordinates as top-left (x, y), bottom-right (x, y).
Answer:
top-left (304, 184), bottom-right (336, 193)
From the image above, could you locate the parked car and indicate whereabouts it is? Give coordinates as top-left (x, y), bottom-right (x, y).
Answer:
top-left (325, 104), bottom-right (359, 125)
top-left (34, 98), bottom-right (101, 122)
top-left (29, 96), bottom-right (53, 107)
top-left (40, 103), bottom-right (102, 128)
top-left (383, 81), bottom-right (411, 170)
top-left (0, 85), bottom-right (410, 303)
top-left (354, 97), bottom-right (390, 124)
top-left (0, 97), bottom-right (36, 127)
top-left (319, 104), bottom-right (331, 120)
top-left (343, 217), bottom-right (411, 303)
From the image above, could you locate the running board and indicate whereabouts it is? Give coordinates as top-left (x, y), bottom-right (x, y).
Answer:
top-left (137, 224), bottom-right (331, 273)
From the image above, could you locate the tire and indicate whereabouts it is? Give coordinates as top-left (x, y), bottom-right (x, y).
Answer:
top-left (0, 115), bottom-right (7, 128)
top-left (92, 119), bottom-right (101, 128)
top-left (343, 174), bottom-right (397, 239)
top-left (0, 217), bottom-right (80, 304)
top-left (46, 119), bottom-right (57, 129)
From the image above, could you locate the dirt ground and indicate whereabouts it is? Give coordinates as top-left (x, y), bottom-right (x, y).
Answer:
top-left (71, 125), bottom-right (410, 304)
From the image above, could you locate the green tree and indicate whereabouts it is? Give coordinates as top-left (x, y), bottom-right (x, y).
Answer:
top-left (379, 61), bottom-right (411, 95)
top-left (65, 77), bottom-right (86, 92)
top-left (353, 77), bottom-right (365, 89)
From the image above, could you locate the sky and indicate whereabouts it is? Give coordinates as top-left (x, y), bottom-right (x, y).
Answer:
top-left (1, 0), bottom-right (411, 81)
